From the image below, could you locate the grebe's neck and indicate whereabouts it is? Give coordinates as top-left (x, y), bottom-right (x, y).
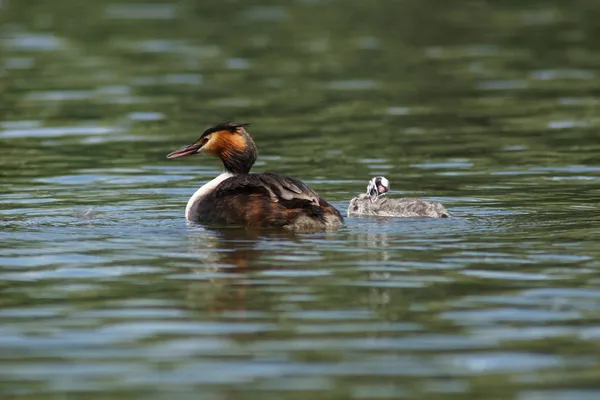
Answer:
top-left (221, 132), bottom-right (258, 175)
top-left (185, 171), bottom-right (233, 220)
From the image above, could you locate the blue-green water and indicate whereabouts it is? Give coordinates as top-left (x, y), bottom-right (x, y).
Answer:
top-left (2, 1), bottom-right (600, 399)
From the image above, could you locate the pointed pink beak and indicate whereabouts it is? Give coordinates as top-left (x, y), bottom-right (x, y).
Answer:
top-left (166, 142), bottom-right (203, 159)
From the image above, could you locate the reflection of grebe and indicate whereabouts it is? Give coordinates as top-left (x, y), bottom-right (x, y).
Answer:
top-left (347, 176), bottom-right (450, 218)
top-left (167, 123), bottom-right (343, 230)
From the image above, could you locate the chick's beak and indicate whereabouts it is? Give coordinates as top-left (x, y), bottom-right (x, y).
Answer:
top-left (377, 184), bottom-right (388, 194)
top-left (166, 140), bottom-right (203, 159)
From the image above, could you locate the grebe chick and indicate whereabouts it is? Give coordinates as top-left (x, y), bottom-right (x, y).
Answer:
top-left (167, 122), bottom-right (343, 231)
top-left (347, 176), bottom-right (450, 218)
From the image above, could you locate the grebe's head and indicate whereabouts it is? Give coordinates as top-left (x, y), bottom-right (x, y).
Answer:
top-left (166, 122), bottom-right (257, 175)
top-left (366, 176), bottom-right (389, 202)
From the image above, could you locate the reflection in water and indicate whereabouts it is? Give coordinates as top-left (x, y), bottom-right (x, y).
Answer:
top-left (182, 223), bottom-right (423, 318)
top-left (184, 226), bottom-right (299, 314)
top-left (186, 226), bottom-right (296, 272)
top-left (349, 220), bottom-right (394, 309)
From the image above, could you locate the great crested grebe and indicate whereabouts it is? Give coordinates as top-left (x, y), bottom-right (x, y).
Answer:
top-left (167, 122), bottom-right (343, 230)
top-left (347, 176), bottom-right (450, 218)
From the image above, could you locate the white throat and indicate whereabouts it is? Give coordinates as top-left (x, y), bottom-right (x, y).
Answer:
top-left (185, 171), bottom-right (233, 220)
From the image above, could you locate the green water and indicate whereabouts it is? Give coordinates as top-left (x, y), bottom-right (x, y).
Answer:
top-left (2, 0), bottom-right (600, 399)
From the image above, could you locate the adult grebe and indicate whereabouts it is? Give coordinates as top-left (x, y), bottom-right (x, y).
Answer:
top-left (347, 176), bottom-right (450, 218)
top-left (167, 122), bottom-right (343, 230)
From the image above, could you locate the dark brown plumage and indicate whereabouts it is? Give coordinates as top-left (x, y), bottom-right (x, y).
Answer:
top-left (167, 123), bottom-right (343, 231)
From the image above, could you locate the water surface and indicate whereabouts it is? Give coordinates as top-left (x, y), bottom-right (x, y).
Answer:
top-left (2, 0), bottom-right (600, 399)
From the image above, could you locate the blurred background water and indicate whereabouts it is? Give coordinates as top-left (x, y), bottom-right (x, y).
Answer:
top-left (2, 0), bottom-right (600, 399)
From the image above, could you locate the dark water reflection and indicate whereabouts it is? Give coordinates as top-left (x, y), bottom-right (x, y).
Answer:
top-left (2, 0), bottom-right (600, 398)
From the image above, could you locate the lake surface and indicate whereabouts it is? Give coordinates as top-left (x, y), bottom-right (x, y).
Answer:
top-left (2, 0), bottom-right (600, 398)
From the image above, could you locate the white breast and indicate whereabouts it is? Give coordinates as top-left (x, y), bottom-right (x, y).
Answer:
top-left (185, 172), bottom-right (233, 220)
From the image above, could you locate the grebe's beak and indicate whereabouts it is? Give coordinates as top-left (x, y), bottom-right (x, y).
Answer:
top-left (166, 140), bottom-right (203, 159)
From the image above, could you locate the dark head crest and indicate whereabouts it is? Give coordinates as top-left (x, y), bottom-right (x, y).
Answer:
top-left (201, 122), bottom-right (250, 137)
